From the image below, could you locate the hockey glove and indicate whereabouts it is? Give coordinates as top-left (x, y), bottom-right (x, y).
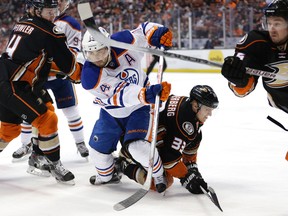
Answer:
top-left (56, 73), bottom-right (81, 84)
top-left (139, 81), bottom-right (171, 105)
top-left (147, 26), bottom-right (173, 49)
top-left (180, 163), bottom-right (207, 194)
top-left (221, 56), bottom-right (249, 87)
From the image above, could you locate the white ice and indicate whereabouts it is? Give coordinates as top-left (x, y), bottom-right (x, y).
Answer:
top-left (0, 72), bottom-right (287, 216)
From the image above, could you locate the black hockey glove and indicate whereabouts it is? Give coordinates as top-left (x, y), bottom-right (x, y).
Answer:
top-left (56, 73), bottom-right (81, 84)
top-left (0, 52), bottom-right (9, 59)
top-left (180, 163), bottom-right (207, 194)
top-left (221, 56), bottom-right (249, 87)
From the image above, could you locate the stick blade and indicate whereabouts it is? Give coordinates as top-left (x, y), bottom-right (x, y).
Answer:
top-left (113, 188), bottom-right (148, 211)
top-left (201, 186), bottom-right (223, 212)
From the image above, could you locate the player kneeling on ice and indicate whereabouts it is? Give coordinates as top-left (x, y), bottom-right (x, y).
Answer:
top-left (81, 22), bottom-right (172, 193)
top-left (221, 0), bottom-right (288, 161)
top-left (116, 85), bottom-right (219, 194)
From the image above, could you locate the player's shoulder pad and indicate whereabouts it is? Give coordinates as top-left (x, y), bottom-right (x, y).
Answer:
top-left (81, 61), bottom-right (101, 90)
top-left (110, 30), bottom-right (134, 54)
top-left (56, 14), bottom-right (81, 31)
top-left (236, 30), bottom-right (270, 49)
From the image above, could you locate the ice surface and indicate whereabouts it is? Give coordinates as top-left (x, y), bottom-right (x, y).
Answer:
top-left (1, 72), bottom-right (287, 216)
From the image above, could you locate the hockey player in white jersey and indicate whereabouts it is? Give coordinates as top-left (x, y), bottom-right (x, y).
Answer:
top-left (81, 22), bottom-right (172, 193)
top-left (12, 0), bottom-right (89, 163)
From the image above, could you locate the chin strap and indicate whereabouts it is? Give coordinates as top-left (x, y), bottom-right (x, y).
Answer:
top-left (276, 39), bottom-right (288, 51)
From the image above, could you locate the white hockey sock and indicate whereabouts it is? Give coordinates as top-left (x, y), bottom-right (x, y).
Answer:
top-left (21, 122), bottom-right (33, 145)
top-left (62, 106), bottom-right (84, 143)
top-left (128, 140), bottom-right (164, 178)
top-left (90, 149), bottom-right (114, 182)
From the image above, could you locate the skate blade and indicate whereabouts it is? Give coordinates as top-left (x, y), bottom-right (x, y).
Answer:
top-left (55, 178), bottom-right (75, 186)
top-left (27, 166), bottom-right (51, 177)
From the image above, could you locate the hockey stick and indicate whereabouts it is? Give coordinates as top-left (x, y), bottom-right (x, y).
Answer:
top-left (200, 186), bottom-right (223, 212)
top-left (78, 2), bottom-right (288, 81)
top-left (267, 115), bottom-right (288, 131)
top-left (113, 49), bottom-right (165, 211)
top-left (77, 1), bottom-right (221, 68)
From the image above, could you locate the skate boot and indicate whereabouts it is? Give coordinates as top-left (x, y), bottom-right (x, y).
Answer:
top-left (76, 141), bottom-right (89, 158)
top-left (90, 170), bottom-right (121, 185)
top-left (153, 174), bottom-right (167, 193)
top-left (49, 160), bottom-right (75, 185)
top-left (12, 143), bottom-right (32, 161)
top-left (27, 151), bottom-right (51, 177)
top-left (114, 156), bottom-right (129, 174)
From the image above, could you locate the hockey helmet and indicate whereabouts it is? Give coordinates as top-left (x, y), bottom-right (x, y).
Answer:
top-left (264, 0), bottom-right (288, 20)
top-left (58, 0), bottom-right (72, 15)
top-left (26, 0), bottom-right (58, 9)
top-left (189, 85), bottom-right (219, 109)
top-left (82, 27), bottom-right (111, 63)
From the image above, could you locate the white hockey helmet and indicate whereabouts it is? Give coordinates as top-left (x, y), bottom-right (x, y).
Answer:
top-left (82, 27), bottom-right (109, 52)
top-left (57, 0), bottom-right (71, 15)
top-left (82, 27), bottom-right (111, 65)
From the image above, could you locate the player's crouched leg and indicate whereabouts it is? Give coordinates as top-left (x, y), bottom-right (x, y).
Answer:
top-left (89, 148), bottom-right (121, 185)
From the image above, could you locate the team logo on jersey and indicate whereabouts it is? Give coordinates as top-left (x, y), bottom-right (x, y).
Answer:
top-left (265, 61), bottom-right (288, 88)
top-left (182, 121), bottom-right (194, 135)
top-left (237, 34), bottom-right (248, 45)
top-left (116, 68), bottom-right (139, 84)
top-left (53, 26), bottom-right (62, 35)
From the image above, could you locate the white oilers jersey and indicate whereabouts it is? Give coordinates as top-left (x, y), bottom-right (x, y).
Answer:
top-left (81, 22), bottom-right (162, 118)
top-left (49, 13), bottom-right (83, 80)
top-left (54, 13), bottom-right (82, 52)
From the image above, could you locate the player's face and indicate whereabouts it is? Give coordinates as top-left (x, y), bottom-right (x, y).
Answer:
top-left (57, 0), bottom-right (67, 14)
top-left (196, 105), bottom-right (214, 123)
top-left (40, 8), bottom-right (58, 22)
top-left (87, 47), bottom-right (110, 67)
top-left (267, 17), bottom-right (288, 45)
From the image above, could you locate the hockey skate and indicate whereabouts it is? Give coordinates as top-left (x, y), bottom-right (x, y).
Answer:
top-left (12, 142), bottom-right (32, 162)
top-left (48, 160), bottom-right (75, 185)
top-left (153, 174), bottom-right (167, 193)
top-left (114, 155), bottom-right (130, 174)
top-left (27, 151), bottom-right (51, 177)
top-left (76, 141), bottom-right (89, 158)
top-left (90, 169), bottom-right (122, 185)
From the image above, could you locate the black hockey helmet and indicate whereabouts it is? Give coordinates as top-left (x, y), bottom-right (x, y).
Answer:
top-left (264, 0), bottom-right (288, 20)
top-left (189, 85), bottom-right (219, 109)
top-left (26, 0), bottom-right (58, 9)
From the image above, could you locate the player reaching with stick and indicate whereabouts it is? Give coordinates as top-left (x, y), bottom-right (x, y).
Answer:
top-left (81, 22), bottom-right (172, 193)
top-left (116, 85), bottom-right (219, 194)
top-left (221, 0), bottom-right (288, 160)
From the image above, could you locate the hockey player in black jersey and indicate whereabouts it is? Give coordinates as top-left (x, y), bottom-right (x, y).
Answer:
top-left (116, 85), bottom-right (219, 194)
top-left (221, 0), bottom-right (288, 161)
top-left (0, 0), bottom-right (82, 184)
